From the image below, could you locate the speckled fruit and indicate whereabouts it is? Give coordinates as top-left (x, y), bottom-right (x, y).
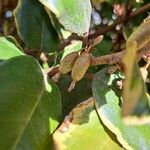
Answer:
top-left (59, 52), bottom-right (79, 74)
top-left (71, 52), bottom-right (90, 81)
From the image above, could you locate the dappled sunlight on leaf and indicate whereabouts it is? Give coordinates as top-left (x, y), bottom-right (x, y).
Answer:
top-left (0, 55), bottom-right (62, 149)
top-left (92, 68), bottom-right (150, 150)
top-left (53, 98), bottom-right (122, 150)
top-left (38, 0), bottom-right (92, 34)
top-left (0, 36), bottom-right (23, 61)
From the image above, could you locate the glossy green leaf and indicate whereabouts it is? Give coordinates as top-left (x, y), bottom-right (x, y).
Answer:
top-left (38, 0), bottom-right (92, 34)
top-left (14, 0), bottom-right (59, 52)
top-left (0, 55), bottom-right (61, 150)
top-left (53, 98), bottom-right (122, 150)
top-left (0, 36), bottom-right (23, 61)
top-left (92, 68), bottom-right (150, 150)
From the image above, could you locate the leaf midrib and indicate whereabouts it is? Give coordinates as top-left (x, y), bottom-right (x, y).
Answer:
top-left (12, 84), bottom-right (45, 149)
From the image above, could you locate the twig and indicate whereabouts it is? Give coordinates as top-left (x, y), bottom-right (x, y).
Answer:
top-left (90, 51), bottom-right (124, 66)
top-left (89, 3), bottom-right (150, 39)
top-left (46, 42), bottom-right (150, 77)
top-left (91, 41), bottom-right (150, 66)
top-left (46, 66), bottom-right (59, 76)
top-left (58, 34), bottom-right (82, 51)
top-left (129, 3), bottom-right (150, 19)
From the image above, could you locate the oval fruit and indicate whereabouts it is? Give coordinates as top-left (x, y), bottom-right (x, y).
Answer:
top-left (71, 52), bottom-right (90, 81)
top-left (59, 52), bottom-right (79, 74)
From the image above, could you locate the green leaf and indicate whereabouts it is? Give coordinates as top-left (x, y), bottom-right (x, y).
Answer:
top-left (56, 41), bottom-right (82, 64)
top-left (122, 41), bottom-right (150, 124)
top-left (122, 16), bottom-right (150, 123)
top-left (92, 68), bottom-right (150, 150)
top-left (53, 98), bottom-right (122, 150)
top-left (5, 36), bottom-right (24, 52)
top-left (0, 36), bottom-right (23, 61)
top-left (0, 55), bottom-right (62, 150)
top-left (54, 41), bottom-right (82, 67)
top-left (62, 41), bottom-right (82, 59)
top-left (92, 38), bottom-right (112, 57)
top-left (38, 0), bottom-right (92, 34)
top-left (45, 8), bottom-right (71, 40)
top-left (57, 75), bottom-right (92, 117)
top-left (14, 0), bottom-right (59, 52)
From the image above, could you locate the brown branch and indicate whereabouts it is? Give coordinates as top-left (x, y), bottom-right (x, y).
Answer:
top-left (90, 41), bottom-right (150, 66)
top-left (46, 42), bottom-right (150, 77)
top-left (90, 51), bottom-right (124, 66)
top-left (128, 3), bottom-right (150, 19)
top-left (89, 3), bottom-right (150, 39)
top-left (58, 3), bottom-right (150, 50)
top-left (58, 34), bottom-right (82, 51)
